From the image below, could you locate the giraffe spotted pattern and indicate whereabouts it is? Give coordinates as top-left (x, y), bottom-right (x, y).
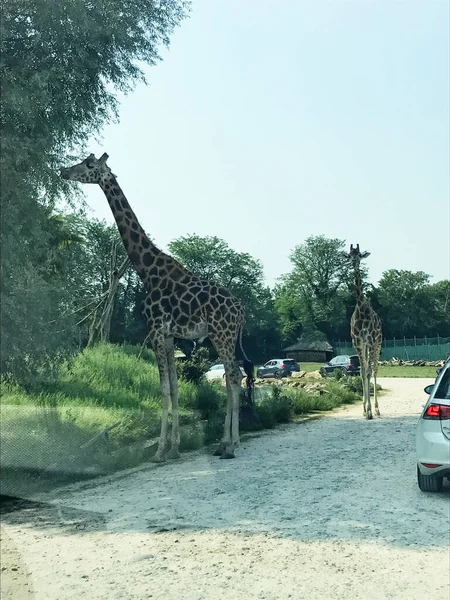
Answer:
top-left (61, 153), bottom-right (257, 460)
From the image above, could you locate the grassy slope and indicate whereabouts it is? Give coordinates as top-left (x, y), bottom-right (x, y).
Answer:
top-left (0, 346), bottom-right (379, 495)
top-left (0, 345), bottom-right (227, 483)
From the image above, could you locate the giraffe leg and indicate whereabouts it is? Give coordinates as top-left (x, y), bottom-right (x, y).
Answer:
top-left (364, 345), bottom-right (373, 420)
top-left (165, 337), bottom-right (181, 459)
top-left (359, 359), bottom-right (367, 416)
top-left (370, 347), bottom-right (381, 416)
top-left (151, 341), bottom-right (171, 463)
top-left (220, 360), bottom-right (242, 459)
top-left (373, 370), bottom-right (380, 416)
top-left (213, 377), bottom-right (232, 456)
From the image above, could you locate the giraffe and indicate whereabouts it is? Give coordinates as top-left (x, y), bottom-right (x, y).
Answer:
top-left (60, 153), bottom-right (255, 460)
top-left (348, 244), bottom-right (382, 420)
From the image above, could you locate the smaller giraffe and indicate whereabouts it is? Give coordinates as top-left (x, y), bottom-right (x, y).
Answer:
top-left (348, 244), bottom-right (382, 419)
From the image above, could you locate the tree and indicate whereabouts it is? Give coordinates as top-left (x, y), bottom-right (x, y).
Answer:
top-left (275, 236), bottom-right (365, 342)
top-left (0, 0), bottom-right (190, 382)
top-left (429, 280), bottom-right (450, 337)
top-left (168, 235), bottom-right (282, 360)
top-left (377, 270), bottom-right (449, 338)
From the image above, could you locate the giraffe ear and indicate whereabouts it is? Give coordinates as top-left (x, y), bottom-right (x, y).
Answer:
top-left (99, 153), bottom-right (109, 163)
top-left (360, 251), bottom-right (371, 259)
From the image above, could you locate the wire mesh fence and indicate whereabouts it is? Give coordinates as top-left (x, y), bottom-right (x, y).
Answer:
top-left (333, 336), bottom-right (450, 361)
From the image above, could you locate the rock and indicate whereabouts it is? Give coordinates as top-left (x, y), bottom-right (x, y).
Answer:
top-left (305, 370), bottom-right (322, 380)
top-left (291, 371), bottom-right (306, 378)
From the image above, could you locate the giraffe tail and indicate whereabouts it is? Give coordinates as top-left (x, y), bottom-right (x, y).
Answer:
top-left (237, 324), bottom-right (255, 405)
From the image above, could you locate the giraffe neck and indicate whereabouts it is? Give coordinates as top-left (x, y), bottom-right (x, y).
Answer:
top-left (353, 264), bottom-right (366, 307)
top-left (99, 175), bottom-right (162, 282)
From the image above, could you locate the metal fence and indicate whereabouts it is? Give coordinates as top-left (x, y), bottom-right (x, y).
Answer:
top-left (333, 336), bottom-right (450, 361)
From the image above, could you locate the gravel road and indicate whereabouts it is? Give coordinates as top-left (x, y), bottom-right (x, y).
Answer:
top-left (1, 377), bottom-right (449, 600)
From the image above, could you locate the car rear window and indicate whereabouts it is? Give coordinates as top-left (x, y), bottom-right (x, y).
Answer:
top-left (349, 356), bottom-right (360, 366)
top-left (435, 369), bottom-right (450, 400)
top-left (283, 360), bottom-right (296, 364)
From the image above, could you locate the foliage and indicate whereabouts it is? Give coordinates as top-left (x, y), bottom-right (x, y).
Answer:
top-left (1, 0), bottom-right (190, 383)
top-left (334, 368), bottom-right (343, 381)
top-left (377, 270), bottom-right (449, 338)
top-left (275, 235), bottom-right (367, 342)
top-left (256, 386), bottom-right (294, 428)
top-left (285, 380), bottom-right (359, 414)
top-left (176, 347), bottom-right (210, 385)
top-left (343, 377), bottom-right (381, 396)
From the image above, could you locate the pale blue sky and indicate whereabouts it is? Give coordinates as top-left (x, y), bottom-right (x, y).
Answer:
top-left (83, 0), bottom-right (449, 287)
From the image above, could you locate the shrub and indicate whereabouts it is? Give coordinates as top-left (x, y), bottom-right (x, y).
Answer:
top-left (344, 376), bottom-right (382, 396)
top-left (334, 368), bottom-right (343, 381)
top-left (177, 346), bottom-right (210, 385)
top-left (256, 386), bottom-right (294, 428)
top-left (270, 387), bottom-right (294, 423)
top-left (257, 400), bottom-right (277, 429)
top-left (181, 380), bottom-right (226, 420)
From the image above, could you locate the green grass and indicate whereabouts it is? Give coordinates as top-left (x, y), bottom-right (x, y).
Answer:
top-left (377, 365), bottom-right (438, 378)
top-left (286, 380), bottom-right (360, 415)
top-left (299, 361), bottom-right (438, 378)
top-left (0, 344), bottom-right (227, 489)
top-left (299, 362), bottom-right (323, 373)
top-left (0, 345), bottom-right (375, 495)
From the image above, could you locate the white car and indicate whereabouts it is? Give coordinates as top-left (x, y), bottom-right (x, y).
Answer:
top-left (205, 363), bottom-right (246, 381)
top-left (416, 358), bottom-right (450, 492)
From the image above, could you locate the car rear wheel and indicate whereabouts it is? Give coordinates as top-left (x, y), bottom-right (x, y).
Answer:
top-left (275, 370), bottom-right (284, 379)
top-left (417, 466), bottom-right (443, 492)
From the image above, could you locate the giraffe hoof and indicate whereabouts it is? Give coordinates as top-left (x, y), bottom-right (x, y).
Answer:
top-left (220, 452), bottom-right (236, 460)
top-left (150, 453), bottom-right (166, 464)
top-left (166, 447), bottom-right (181, 460)
top-left (213, 445), bottom-right (226, 456)
top-left (366, 412), bottom-right (373, 420)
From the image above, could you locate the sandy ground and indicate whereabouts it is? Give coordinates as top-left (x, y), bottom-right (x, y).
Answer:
top-left (1, 377), bottom-right (449, 600)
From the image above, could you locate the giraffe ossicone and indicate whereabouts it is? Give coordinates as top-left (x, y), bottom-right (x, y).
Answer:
top-left (60, 153), bottom-right (259, 459)
top-left (348, 243), bottom-right (382, 420)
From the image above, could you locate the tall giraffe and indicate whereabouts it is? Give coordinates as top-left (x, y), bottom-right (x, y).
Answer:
top-left (61, 153), bottom-right (255, 460)
top-left (348, 244), bottom-right (382, 419)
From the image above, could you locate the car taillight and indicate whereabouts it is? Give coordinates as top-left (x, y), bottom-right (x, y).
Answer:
top-left (281, 364), bottom-right (285, 369)
top-left (423, 404), bottom-right (450, 419)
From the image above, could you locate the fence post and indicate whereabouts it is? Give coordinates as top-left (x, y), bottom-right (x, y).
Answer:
top-left (437, 334), bottom-right (440, 346)
top-left (414, 335), bottom-right (417, 359)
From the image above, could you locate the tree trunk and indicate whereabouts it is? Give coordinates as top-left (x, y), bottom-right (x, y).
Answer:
top-left (87, 243), bottom-right (131, 347)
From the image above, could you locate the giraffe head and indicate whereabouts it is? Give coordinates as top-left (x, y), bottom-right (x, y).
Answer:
top-left (60, 153), bottom-right (114, 184)
top-left (348, 243), bottom-right (370, 266)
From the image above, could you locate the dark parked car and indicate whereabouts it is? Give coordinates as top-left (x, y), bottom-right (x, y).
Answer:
top-left (320, 355), bottom-right (360, 377)
top-left (256, 359), bottom-right (300, 379)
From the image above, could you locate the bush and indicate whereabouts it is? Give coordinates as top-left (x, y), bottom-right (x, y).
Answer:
top-left (256, 386), bottom-right (294, 428)
top-left (285, 380), bottom-right (360, 415)
top-left (177, 346), bottom-right (210, 385)
top-left (257, 401), bottom-right (278, 429)
top-left (334, 368), bottom-right (343, 381)
top-left (344, 376), bottom-right (382, 396)
top-left (182, 380), bottom-right (226, 420)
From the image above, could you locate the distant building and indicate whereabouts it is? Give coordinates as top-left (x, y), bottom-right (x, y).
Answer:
top-left (282, 339), bottom-right (333, 363)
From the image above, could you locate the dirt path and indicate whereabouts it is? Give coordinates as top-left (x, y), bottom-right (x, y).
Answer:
top-left (1, 377), bottom-right (449, 600)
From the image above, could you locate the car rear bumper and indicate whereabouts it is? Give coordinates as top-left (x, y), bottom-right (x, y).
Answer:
top-left (416, 427), bottom-right (450, 476)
